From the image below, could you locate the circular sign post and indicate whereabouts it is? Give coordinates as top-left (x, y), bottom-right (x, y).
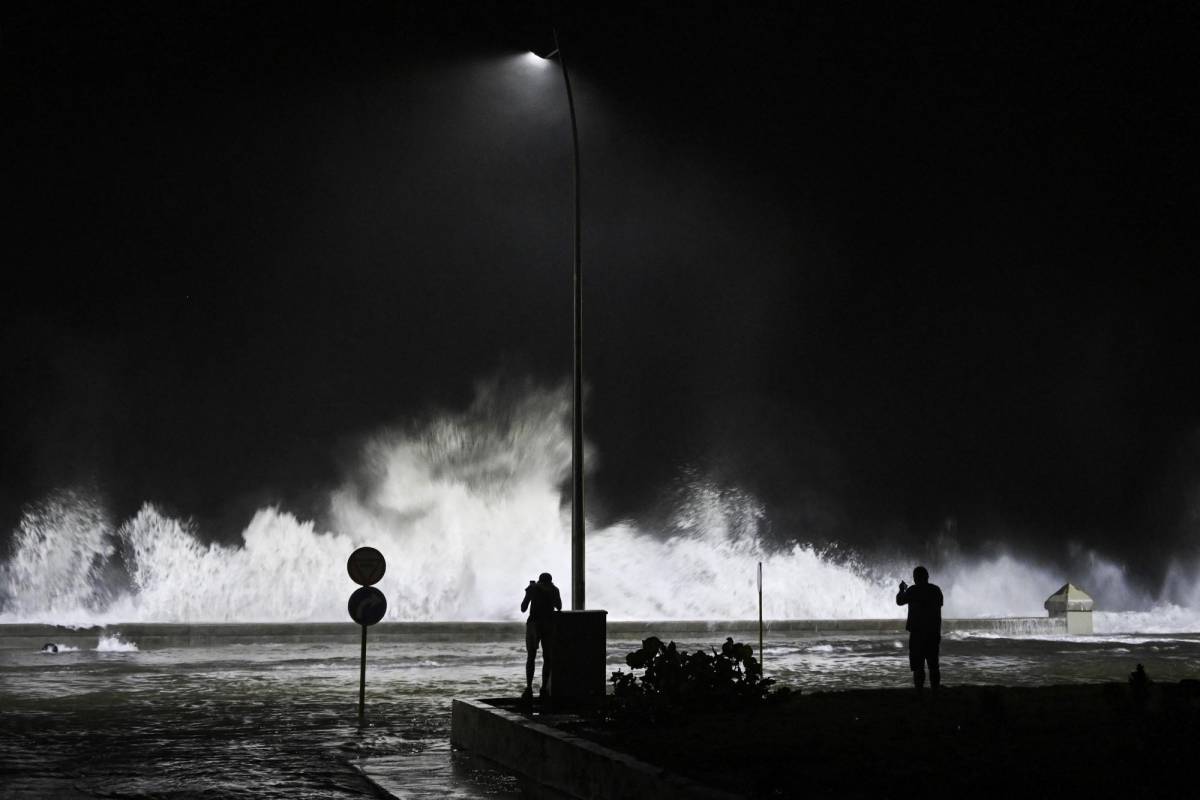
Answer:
top-left (347, 548), bottom-right (388, 726)
top-left (348, 586), bottom-right (387, 626)
top-left (347, 546), bottom-right (386, 586)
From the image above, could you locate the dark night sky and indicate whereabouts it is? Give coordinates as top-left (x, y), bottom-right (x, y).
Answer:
top-left (3, 2), bottom-right (1198, 580)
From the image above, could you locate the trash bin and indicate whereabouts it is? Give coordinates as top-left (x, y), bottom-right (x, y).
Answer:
top-left (550, 609), bottom-right (607, 705)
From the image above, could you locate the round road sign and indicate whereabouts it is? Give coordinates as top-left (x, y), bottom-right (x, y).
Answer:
top-left (347, 546), bottom-right (386, 586)
top-left (348, 586), bottom-right (387, 626)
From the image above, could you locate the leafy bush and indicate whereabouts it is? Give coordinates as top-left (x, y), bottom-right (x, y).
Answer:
top-left (610, 636), bottom-right (775, 705)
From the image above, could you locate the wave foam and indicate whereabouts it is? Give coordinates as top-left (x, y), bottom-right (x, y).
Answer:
top-left (95, 635), bottom-right (138, 652)
top-left (1, 381), bottom-right (1197, 630)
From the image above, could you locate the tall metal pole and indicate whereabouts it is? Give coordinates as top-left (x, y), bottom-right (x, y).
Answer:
top-left (358, 624), bottom-right (367, 726)
top-left (757, 562), bottom-right (764, 669)
top-left (553, 27), bottom-right (585, 611)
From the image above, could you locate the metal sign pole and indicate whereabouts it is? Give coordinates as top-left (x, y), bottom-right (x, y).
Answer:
top-left (757, 562), bottom-right (764, 670)
top-left (358, 624), bottom-right (367, 726)
top-left (347, 546), bottom-right (387, 728)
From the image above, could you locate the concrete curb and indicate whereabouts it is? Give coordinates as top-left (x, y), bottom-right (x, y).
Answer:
top-left (451, 698), bottom-right (743, 800)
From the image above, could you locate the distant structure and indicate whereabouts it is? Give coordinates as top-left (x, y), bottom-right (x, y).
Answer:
top-left (1044, 583), bottom-right (1094, 634)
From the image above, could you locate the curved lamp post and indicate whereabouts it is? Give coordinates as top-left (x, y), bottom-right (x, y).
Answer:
top-left (530, 29), bottom-right (584, 611)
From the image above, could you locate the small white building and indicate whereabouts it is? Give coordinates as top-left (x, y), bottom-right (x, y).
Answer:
top-left (1044, 583), bottom-right (1094, 634)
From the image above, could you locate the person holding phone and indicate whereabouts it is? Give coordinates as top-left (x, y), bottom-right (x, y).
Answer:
top-left (896, 565), bottom-right (944, 693)
top-left (521, 572), bottom-right (562, 701)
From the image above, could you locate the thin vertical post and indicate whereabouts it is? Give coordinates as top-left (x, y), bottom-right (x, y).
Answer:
top-left (554, 25), bottom-right (585, 611)
top-left (358, 624), bottom-right (367, 726)
top-left (757, 562), bottom-right (764, 669)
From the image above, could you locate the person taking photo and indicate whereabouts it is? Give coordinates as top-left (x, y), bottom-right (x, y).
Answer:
top-left (521, 572), bottom-right (562, 700)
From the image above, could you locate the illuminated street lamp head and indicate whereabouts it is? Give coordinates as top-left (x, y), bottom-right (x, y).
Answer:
top-left (521, 51), bottom-right (554, 68)
top-left (527, 26), bottom-right (559, 60)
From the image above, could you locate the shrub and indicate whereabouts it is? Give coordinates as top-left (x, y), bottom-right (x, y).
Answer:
top-left (610, 636), bottom-right (775, 706)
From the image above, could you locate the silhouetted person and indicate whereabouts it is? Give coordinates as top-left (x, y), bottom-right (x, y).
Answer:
top-left (897, 565), bottom-right (943, 693)
top-left (521, 572), bottom-right (561, 700)
top-left (1129, 663), bottom-right (1150, 686)
top-left (1130, 663), bottom-right (1151, 707)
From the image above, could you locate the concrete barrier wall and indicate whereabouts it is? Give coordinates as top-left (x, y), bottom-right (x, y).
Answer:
top-left (611, 617), bottom-right (1064, 636)
top-left (451, 698), bottom-right (741, 800)
top-left (0, 617), bottom-right (1065, 650)
top-left (0, 622), bottom-right (529, 650)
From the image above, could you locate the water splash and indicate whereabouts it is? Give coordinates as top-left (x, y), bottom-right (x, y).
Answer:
top-left (1, 381), bottom-right (1198, 630)
top-left (95, 634), bottom-right (138, 652)
top-left (0, 490), bottom-right (120, 620)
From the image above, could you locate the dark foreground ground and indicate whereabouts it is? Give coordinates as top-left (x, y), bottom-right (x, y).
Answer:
top-left (554, 682), bottom-right (1200, 798)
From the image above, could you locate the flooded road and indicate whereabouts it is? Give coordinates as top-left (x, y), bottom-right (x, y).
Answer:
top-left (3, 623), bottom-right (1198, 798)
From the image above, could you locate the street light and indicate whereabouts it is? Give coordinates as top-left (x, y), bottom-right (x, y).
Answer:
top-left (530, 29), bottom-right (585, 611)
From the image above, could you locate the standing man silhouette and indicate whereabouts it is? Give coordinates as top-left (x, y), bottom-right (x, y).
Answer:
top-left (521, 572), bottom-right (562, 701)
top-left (896, 566), bottom-right (943, 693)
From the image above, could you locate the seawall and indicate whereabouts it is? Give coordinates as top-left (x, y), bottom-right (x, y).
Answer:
top-left (0, 617), bottom-right (1064, 650)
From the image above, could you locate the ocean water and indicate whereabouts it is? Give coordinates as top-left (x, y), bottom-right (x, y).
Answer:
top-left (3, 623), bottom-right (1199, 799)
